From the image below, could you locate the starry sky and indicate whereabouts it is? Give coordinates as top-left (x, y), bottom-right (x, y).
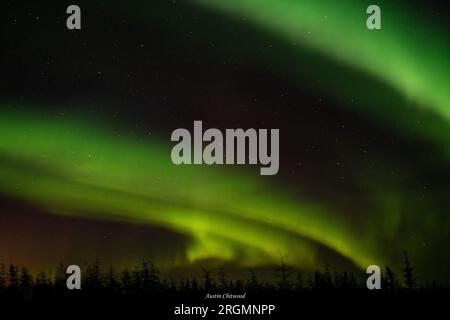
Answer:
top-left (0, 0), bottom-right (449, 282)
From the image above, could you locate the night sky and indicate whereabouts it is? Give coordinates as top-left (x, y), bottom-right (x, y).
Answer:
top-left (1, 1), bottom-right (449, 283)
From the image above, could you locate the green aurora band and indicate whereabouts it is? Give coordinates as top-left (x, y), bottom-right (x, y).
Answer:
top-left (0, 111), bottom-right (368, 269)
top-left (119, 0), bottom-right (449, 157)
top-left (191, 0), bottom-right (449, 121)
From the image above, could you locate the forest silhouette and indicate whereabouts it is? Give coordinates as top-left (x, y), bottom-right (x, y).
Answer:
top-left (0, 251), bottom-right (447, 301)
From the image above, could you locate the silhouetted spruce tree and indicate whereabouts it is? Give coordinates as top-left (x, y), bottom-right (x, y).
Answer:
top-left (140, 261), bottom-right (151, 292)
top-left (36, 271), bottom-right (48, 287)
top-left (137, 260), bottom-right (160, 293)
top-left (201, 267), bottom-right (213, 291)
top-left (333, 270), bottom-right (339, 288)
top-left (274, 256), bottom-right (295, 290)
top-left (168, 278), bottom-right (177, 292)
top-left (179, 278), bottom-right (186, 292)
top-left (20, 266), bottom-right (33, 287)
top-left (384, 266), bottom-right (398, 292)
top-left (54, 262), bottom-right (67, 291)
top-left (20, 266), bottom-right (33, 299)
top-left (313, 271), bottom-right (322, 289)
top-left (161, 279), bottom-right (169, 291)
top-left (312, 267), bottom-right (333, 290)
top-left (120, 269), bottom-right (132, 294)
top-left (191, 277), bottom-right (199, 291)
top-left (306, 274), bottom-right (313, 289)
top-left (338, 271), bottom-right (349, 289)
top-left (402, 251), bottom-right (417, 290)
top-left (106, 265), bottom-right (119, 294)
top-left (0, 263), bottom-right (6, 291)
top-left (8, 264), bottom-right (19, 290)
top-left (228, 279), bottom-right (234, 291)
top-left (35, 270), bottom-right (50, 297)
top-left (348, 271), bottom-right (357, 289)
top-left (296, 271), bottom-right (304, 290)
top-left (132, 267), bottom-right (142, 292)
top-left (218, 269), bottom-right (228, 291)
top-left (147, 260), bottom-right (161, 290)
top-left (182, 278), bottom-right (191, 292)
top-left (85, 259), bottom-right (103, 293)
top-left (323, 264), bottom-right (333, 289)
top-left (247, 270), bottom-right (259, 292)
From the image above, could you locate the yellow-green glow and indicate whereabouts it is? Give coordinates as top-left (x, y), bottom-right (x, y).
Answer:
top-left (0, 110), bottom-right (377, 270)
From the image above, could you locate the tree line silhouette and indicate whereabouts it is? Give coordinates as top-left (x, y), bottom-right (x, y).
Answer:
top-left (0, 252), bottom-right (446, 299)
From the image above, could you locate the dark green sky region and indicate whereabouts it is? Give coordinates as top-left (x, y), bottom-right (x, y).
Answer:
top-left (1, 1), bottom-right (449, 282)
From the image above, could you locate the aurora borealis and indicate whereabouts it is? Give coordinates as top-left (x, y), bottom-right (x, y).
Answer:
top-left (1, 0), bottom-right (449, 283)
